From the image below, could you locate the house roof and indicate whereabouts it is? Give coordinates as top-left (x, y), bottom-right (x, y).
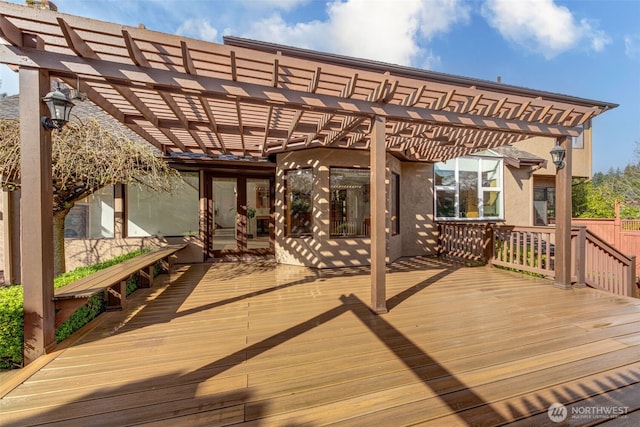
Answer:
top-left (0, 1), bottom-right (618, 163)
top-left (0, 94), bottom-right (153, 149)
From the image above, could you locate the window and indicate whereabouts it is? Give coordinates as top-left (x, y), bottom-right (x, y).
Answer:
top-left (390, 172), bottom-right (400, 235)
top-left (127, 171), bottom-right (199, 237)
top-left (572, 125), bottom-right (584, 149)
top-left (534, 187), bottom-right (556, 225)
top-left (330, 168), bottom-right (370, 237)
top-left (64, 186), bottom-right (114, 238)
top-left (285, 169), bottom-right (313, 236)
top-left (434, 157), bottom-right (503, 220)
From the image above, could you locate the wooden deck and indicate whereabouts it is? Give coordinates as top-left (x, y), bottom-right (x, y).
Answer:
top-left (1, 257), bottom-right (639, 426)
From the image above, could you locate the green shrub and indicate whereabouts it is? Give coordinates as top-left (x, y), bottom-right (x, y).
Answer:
top-left (0, 285), bottom-right (24, 370)
top-left (0, 249), bottom-right (152, 370)
top-left (55, 293), bottom-right (106, 343)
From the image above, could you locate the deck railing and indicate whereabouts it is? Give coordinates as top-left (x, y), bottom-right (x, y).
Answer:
top-left (491, 225), bottom-right (555, 277)
top-left (578, 226), bottom-right (637, 297)
top-left (436, 222), bottom-right (492, 262)
top-left (437, 222), bottom-right (638, 298)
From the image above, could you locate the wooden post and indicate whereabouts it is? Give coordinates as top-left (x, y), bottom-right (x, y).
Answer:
top-left (614, 200), bottom-right (621, 248)
top-left (2, 188), bottom-right (21, 285)
top-left (20, 67), bottom-right (56, 364)
top-left (554, 136), bottom-right (572, 290)
top-left (574, 225), bottom-right (586, 288)
top-left (114, 184), bottom-right (125, 239)
top-left (629, 255), bottom-right (637, 298)
top-left (483, 223), bottom-right (494, 265)
top-left (370, 115), bottom-right (387, 314)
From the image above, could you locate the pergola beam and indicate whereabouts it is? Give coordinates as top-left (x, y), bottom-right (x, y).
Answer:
top-left (0, 46), bottom-right (585, 139)
top-left (55, 18), bottom-right (183, 152)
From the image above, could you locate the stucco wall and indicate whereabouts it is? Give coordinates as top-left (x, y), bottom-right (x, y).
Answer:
top-left (400, 162), bottom-right (437, 257)
top-left (503, 165), bottom-right (534, 226)
top-left (64, 236), bottom-right (203, 271)
top-left (514, 129), bottom-right (592, 179)
top-left (275, 148), bottom-right (435, 268)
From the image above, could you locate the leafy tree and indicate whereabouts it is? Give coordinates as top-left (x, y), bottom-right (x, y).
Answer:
top-left (573, 140), bottom-right (640, 219)
top-left (0, 117), bottom-right (180, 276)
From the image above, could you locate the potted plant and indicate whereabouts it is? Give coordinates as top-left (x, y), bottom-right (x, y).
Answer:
top-left (247, 207), bottom-right (257, 238)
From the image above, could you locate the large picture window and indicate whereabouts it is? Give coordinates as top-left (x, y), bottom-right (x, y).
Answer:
top-left (127, 171), bottom-right (199, 237)
top-left (285, 169), bottom-right (313, 237)
top-left (64, 186), bottom-right (114, 238)
top-left (330, 168), bottom-right (370, 237)
top-left (434, 157), bottom-right (503, 220)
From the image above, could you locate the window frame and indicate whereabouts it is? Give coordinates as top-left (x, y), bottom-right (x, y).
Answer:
top-left (390, 172), bottom-right (400, 235)
top-left (126, 171), bottom-right (200, 237)
top-left (329, 167), bottom-right (371, 238)
top-left (434, 157), bottom-right (504, 221)
top-left (284, 168), bottom-right (313, 237)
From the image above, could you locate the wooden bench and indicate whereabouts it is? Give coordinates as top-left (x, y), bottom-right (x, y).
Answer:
top-left (53, 244), bottom-right (187, 327)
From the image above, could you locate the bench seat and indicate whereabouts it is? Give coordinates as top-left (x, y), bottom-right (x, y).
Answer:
top-left (53, 244), bottom-right (187, 327)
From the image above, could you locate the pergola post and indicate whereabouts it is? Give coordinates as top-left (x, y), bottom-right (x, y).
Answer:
top-left (2, 188), bottom-right (21, 285)
top-left (554, 135), bottom-right (572, 290)
top-left (114, 184), bottom-right (125, 239)
top-left (370, 115), bottom-right (387, 314)
top-left (20, 67), bottom-right (56, 363)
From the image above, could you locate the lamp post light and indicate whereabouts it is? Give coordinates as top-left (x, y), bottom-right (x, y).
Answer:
top-left (41, 89), bottom-right (74, 131)
top-left (550, 143), bottom-right (566, 170)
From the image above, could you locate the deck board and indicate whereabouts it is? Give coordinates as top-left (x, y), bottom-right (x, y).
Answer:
top-left (1, 257), bottom-right (639, 426)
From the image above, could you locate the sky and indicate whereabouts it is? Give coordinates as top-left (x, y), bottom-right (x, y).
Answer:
top-left (1, 0), bottom-right (639, 173)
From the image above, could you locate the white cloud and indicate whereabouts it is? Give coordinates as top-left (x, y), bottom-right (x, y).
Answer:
top-left (239, 0), bottom-right (311, 11)
top-left (625, 34), bottom-right (640, 59)
top-left (482, 0), bottom-right (611, 59)
top-left (176, 18), bottom-right (219, 42)
top-left (241, 14), bottom-right (327, 49)
top-left (243, 0), bottom-right (470, 68)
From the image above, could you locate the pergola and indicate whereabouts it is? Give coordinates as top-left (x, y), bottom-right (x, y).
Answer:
top-left (0, 1), bottom-right (617, 363)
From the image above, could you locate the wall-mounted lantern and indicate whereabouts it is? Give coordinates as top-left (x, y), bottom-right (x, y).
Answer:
top-left (41, 89), bottom-right (74, 131)
top-left (550, 143), bottom-right (566, 170)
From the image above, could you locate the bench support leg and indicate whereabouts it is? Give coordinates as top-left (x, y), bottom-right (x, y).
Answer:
top-left (54, 298), bottom-right (89, 328)
top-left (106, 280), bottom-right (127, 311)
top-left (139, 265), bottom-right (155, 288)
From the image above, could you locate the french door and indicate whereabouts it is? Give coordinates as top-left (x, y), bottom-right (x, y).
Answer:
top-left (209, 175), bottom-right (273, 257)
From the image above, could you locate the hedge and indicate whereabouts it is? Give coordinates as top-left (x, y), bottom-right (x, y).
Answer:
top-left (0, 249), bottom-right (151, 370)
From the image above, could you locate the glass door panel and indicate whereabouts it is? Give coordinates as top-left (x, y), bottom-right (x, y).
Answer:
top-left (247, 178), bottom-right (271, 249)
top-left (212, 178), bottom-right (237, 251)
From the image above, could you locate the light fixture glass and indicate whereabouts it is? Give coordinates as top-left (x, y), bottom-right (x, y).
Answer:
top-left (550, 144), bottom-right (566, 169)
top-left (41, 89), bottom-right (74, 131)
